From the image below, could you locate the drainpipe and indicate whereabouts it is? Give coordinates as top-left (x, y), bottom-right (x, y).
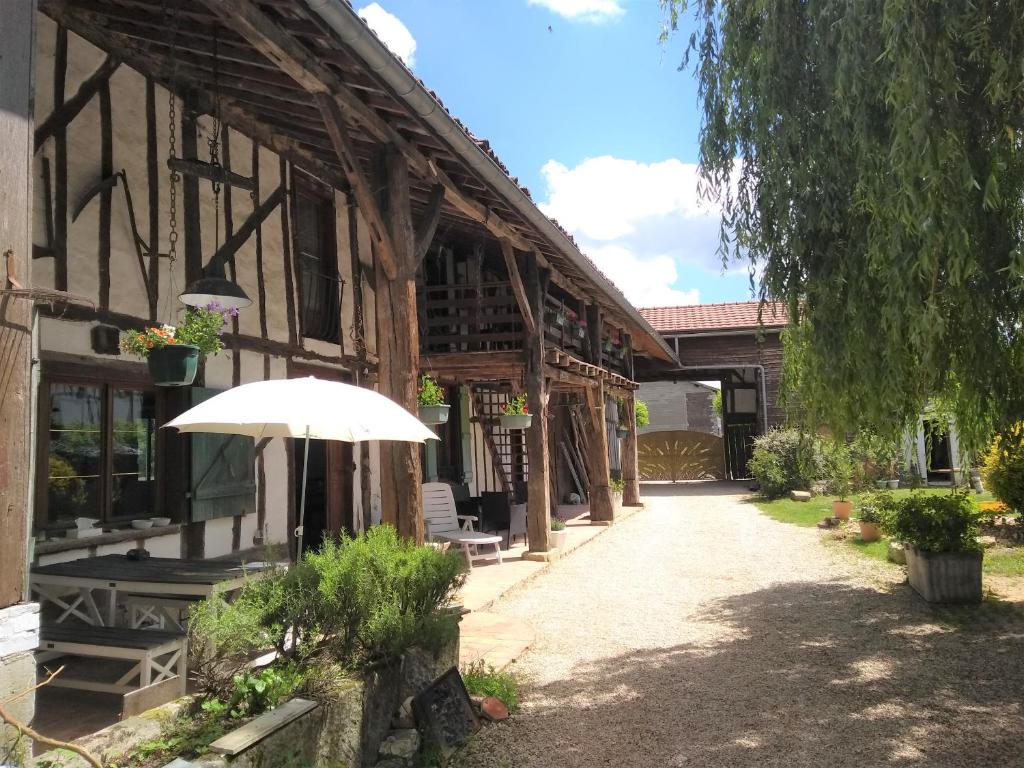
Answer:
top-left (302, 0), bottom-right (676, 364)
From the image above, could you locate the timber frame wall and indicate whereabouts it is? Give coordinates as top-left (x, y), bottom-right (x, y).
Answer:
top-left (13, 0), bottom-right (674, 565)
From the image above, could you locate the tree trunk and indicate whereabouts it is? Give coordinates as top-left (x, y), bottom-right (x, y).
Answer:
top-left (374, 148), bottom-right (424, 543)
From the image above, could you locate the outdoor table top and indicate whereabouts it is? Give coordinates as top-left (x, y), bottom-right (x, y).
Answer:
top-left (32, 554), bottom-right (268, 587)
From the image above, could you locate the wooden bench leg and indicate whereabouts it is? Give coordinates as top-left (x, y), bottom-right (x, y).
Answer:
top-left (462, 543), bottom-right (474, 571)
top-left (494, 543), bottom-right (503, 564)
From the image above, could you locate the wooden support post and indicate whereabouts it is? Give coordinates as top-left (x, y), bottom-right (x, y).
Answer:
top-left (622, 391), bottom-right (641, 506)
top-left (585, 382), bottom-right (615, 523)
top-left (373, 147), bottom-right (424, 543)
top-left (586, 303), bottom-right (602, 366)
top-left (0, 0), bottom-right (35, 612)
top-left (523, 254), bottom-right (551, 556)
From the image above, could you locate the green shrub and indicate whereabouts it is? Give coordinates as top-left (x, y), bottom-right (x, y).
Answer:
top-left (857, 490), bottom-right (895, 524)
top-left (884, 491), bottom-right (980, 553)
top-left (982, 422), bottom-right (1024, 513)
top-left (822, 440), bottom-right (855, 500)
top-left (609, 477), bottom-right (625, 493)
top-left (748, 428), bottom-right (824, 498)
top-left (189, 526), bottom-right (467, 700)
top-left (550, 517), bottom-right (566, 531)
top-left (634, 399), bottom-right (650, 428)
top-left (461, 661), bottom-right (520, 713)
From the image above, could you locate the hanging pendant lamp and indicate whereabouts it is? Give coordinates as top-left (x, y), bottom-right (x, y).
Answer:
top-left (179, 260), bottom-right (252, 311)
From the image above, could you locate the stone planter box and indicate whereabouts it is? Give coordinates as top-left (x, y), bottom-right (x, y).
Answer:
top-left (905, 545), bottom-right (983, 604)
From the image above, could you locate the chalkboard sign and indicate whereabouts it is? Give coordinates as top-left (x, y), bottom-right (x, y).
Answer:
top-left (412, 667), bottom-right (480, 754)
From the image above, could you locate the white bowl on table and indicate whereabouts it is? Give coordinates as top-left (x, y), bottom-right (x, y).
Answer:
top-left (150, 517), bottom-right (171, 527)
top-left (131, 519), bottom-right (153, 530)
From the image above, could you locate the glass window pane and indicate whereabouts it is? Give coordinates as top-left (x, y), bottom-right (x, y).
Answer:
top-left (111, 389), bottom-right (158, 520)
top-left (47, 383), bottom-right (103, 526)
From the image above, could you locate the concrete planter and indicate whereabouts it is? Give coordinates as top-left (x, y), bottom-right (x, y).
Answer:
top-left (905, 545), bottom-right (983, 604)
top-left (499, 414), bottom-right (532, 430)
top-left (886, 479), bottom-right (900, 490)
top-left (611, 490), bottom-right (623, 518)
top-left (549, 528), bottom-right (569, 550)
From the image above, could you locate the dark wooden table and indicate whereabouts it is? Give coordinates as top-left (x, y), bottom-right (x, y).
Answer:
top-left (31, 554), bottom-right (269, 627)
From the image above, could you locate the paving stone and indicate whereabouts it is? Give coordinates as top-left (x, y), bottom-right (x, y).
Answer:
top-left (790, 490), bottom-right (812, 501)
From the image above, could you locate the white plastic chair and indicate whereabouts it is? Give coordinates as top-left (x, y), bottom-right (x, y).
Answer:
top-left (422, 483), bottom-right (503, 570)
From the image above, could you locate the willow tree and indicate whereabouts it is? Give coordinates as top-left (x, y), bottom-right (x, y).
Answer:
top-left (663, 1), bottom-right (1024, 450)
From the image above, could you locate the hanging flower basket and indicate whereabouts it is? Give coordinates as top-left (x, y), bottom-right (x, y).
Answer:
top-left (500, 394), bottom-right (532, 429)
top-left (147, 344), bottom-right (201, 386)
top-left (500, 414), bottom-right (533, 430)
top-left (418, 404), bottom-right (450, 426)
top-left (615, 426), bottom-right (628, 438)
top-left (121, 305), bottom-right (232, 387)
top-left (551, 310), bottom-right (567, 327)
top-left (574, 322), bottom-right (588, 339)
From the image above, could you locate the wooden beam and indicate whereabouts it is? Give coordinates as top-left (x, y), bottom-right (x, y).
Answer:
top-left (413, 183), bottom-right (444, 267)
top-left (524, 255), bottom-right (551, 554)
top-left (584, 381), bottom-right (615, 523)
top-left (206, 184), bottom-right (284, 274)
top-left (167, 158), bottom-right (255, 192)
top-left (0, 0), bottom-right (35, 608)
top-left (499, 238), bottom-right (536, 337)
top-left (34, 54), bottom-right (120, 150)
top-left (314, 92), bottom-right (397, 280)
top-left (622, 391), bottom-right (640, 506)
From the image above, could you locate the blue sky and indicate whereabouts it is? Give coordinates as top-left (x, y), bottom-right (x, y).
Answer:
top-left (355, 0), bottom-right (754, 307)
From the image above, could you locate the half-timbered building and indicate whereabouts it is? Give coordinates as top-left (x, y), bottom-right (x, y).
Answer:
top-left (0, 0), bottom-right (675, 740)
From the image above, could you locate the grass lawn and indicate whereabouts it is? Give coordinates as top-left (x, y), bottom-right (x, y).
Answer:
top-left (754, 488), bottom-right (1022, 577)
top-left (751, 487), bottom-right (994, 529)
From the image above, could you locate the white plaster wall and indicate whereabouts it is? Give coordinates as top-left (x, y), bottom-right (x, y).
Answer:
top-left (144, 534), bottom-right (181, 559)
top-left (204, 517), bottom-right (235, 558)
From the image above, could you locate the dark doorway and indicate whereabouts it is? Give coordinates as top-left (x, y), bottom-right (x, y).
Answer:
top-left (924, 420), bottom-right (954, 483)
top-left (434, 385), bottom-right (464, 483)
top-left (294, 438), bottom-right (354, 552)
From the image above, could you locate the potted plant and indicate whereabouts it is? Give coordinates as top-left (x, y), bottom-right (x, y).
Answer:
top-left (825, 441), bottom-right (855, 520)
top-left (574, 317), bottom-right (588, 340)
top-left (417, 374), bottom-right (449, 425)
top-left (609, 476), bottom-right (624, 516)
top-left (857, 492), bottom-right (891, 543)
top-left (499, 394), bottom-right (532, 429)
top-left (121, 305), bottom-right (231, 386)
top-left (549, 517), bottom-right (568, 550)
top-left (550, 307), bottom-right (567, 327)
top-left (884, 491), bottom-right (983, 603)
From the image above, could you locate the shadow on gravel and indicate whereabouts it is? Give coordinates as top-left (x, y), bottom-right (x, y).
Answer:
top-left (477, 581), bottom-right (1024, 768)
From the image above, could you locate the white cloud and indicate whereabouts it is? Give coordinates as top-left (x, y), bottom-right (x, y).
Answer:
top-left (527, 0), bottom-right (625, 23)
top-left (357, 3), bottom-right (416, 67)
top-left (539, 155), bottom-right (726, 307)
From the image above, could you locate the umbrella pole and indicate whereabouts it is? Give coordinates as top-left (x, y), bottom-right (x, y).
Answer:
top-left (296, 426), bottom-right (311, 560)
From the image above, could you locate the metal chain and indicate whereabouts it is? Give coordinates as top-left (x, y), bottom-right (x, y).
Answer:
top-left (167, 91), bottom-right (178, 267)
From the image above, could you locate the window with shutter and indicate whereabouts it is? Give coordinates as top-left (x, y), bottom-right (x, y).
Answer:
top-left (190, 388), bottom-right (256, 522)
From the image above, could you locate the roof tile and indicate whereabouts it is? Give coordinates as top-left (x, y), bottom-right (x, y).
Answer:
top-left (639, 301), bottom-right (788, 333)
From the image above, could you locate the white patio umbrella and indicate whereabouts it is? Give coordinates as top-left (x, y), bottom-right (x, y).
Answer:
top-left (165, 376), bottom-right (437, 557)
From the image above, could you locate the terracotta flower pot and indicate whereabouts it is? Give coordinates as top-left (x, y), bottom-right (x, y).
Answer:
top-left (147, 344), bottom-right (200, 386)
top-left (859, 521), bottom-right (882, 542)
top-left (832, 499), bottom-right (852, 520)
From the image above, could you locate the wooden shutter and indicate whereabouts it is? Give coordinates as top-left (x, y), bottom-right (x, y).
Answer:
top-left (190, 388), bottom-right (256, 522)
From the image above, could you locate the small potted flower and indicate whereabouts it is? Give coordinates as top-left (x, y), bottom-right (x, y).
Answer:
top-left (549, 517), bottom-right (568, 550)
top-left (602, 338), bottom-right (614, 354)
top-left (417, 374), bottom-right (449, 425)
top-left (550, 307), bottom-right (567, 327)
top-left (574, 317), bottom-right (588, 340)
top-left (120, 305), bottom-right (231, 386)
top-left (857, 497), bottom-right (887, 543)
top-left (499, 394), bottom-right (532, 429)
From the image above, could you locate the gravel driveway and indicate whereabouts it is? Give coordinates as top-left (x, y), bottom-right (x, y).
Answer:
top-left (453, 482), bottom-right (1024, 768)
